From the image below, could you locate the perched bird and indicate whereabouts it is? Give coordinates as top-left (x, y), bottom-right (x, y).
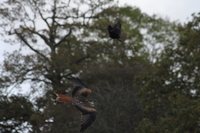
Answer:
top-left (54, 77), bottom-right (97, 133)
top-left (108, 19), bottom-right (122, 42)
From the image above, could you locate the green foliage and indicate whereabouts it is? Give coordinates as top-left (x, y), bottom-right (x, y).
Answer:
top-left (137, 12), bottom-right (200, 133)
top-left (0, 95), bottom-right (33, 133)
top-left (80, 60), bottom-right (148, 133)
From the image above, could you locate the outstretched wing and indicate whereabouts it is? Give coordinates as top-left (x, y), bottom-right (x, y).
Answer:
top-left (108, 19), bottom-right (121, 39)
top-left (67, 77), bottom-right (88, 88)
top-left (80, 112), bottom-right (97, 133)
top-left (73, 98), bottom-right (97, 133)
top-left (112, 19), bottom-right (121, 36)
top-left (67, 77), bottom-right (91, 97)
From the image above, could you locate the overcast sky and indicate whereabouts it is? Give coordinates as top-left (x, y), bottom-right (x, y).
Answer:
top-left (119, 0), bottom-right (200, 23)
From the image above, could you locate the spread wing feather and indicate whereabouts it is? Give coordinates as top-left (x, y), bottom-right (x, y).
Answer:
top-left (108, 19), bottom-right (121, 40)
top-left (112, 20), bottom-right (121, 35)
top-left (73, 99), bottom-right (97, 133)
top-left (80, 112), bottom-right (97, 133)
top-left (62, 77), bottom-right (97, 132)
top-left (67, 77), bottom-right (88, 88)
top-left (67, 77), bottom-right (91, 97)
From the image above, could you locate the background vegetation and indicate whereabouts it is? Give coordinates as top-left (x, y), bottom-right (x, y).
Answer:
top-left (0, 0), bottom-right (199, 133)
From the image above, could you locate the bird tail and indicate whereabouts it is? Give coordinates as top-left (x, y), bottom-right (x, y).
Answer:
top-left (54, 92), bottom-right (73, 103)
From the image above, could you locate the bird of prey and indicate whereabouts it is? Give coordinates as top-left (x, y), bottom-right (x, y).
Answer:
top-left (108, 19), bottom-right (122, 42)
top-left (54, 77), bottom-right (97, 133)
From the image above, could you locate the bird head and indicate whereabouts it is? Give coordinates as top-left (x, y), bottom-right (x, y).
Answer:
top-left (89, 100), bottom-right (95, 107)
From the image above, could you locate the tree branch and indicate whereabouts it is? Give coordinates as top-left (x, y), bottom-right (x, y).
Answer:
top-left (22, 77), bottom-right (51, 85)
top-left (75, 54), bottom-right (90, 64)
top-left (21, 27), bottom-right (53, 50)
top-left (49, 0), bottom-right (57, 47)
top-left (14, 30), bottom-right (50, 62)
top-left (37, 7), bottom-right (51, 29)
top-left (55, 28), bottom-right (72, 48)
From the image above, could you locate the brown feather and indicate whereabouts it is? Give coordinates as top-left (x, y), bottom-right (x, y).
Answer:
top-left (80, 112), bottom-right (97, 132)
top-left (54, 77), bottom-right (97, 133)
top-left (76, 88), bottom-right (91, 97)
top-left (54, 92), bottom-right (73, 103)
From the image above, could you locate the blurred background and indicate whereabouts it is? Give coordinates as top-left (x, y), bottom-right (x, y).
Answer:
top-left (0, 0), bottom-right (200, 132)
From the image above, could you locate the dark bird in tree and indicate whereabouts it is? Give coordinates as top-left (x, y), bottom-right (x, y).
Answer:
top-left (54, 77), bottom-right (97, 133)
top-left (108, 19), bottom-right (122, 42)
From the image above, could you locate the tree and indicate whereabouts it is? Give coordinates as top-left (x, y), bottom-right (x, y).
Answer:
top-left (79, 57), bottom-right (153, 133)
top-left (1, 0), bottom-right (117, 132)
top-left (0, 0), bottom-right (177, 132)
top-left (0, 95), bottom-right (33, 133)
top-left (136, 13), bottom-right (200, 133)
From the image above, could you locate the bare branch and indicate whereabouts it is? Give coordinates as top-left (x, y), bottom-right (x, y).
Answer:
top-left (75, 54), bottom-right (90, 64)
top-left (14, 30), bottom-right (50, 62)
top-left (37, 7), bottom-right (51, 29)
top-left (21, 27), bottom-right (53, 49)
top-left (47, 15), bottom-right (98, 20)
top-left (55, 28), bottom-right (72, 48)
top-left (48, 0), bottom-right (58, 46)
top-left (22, 77), bottom-right (51, 85)
top-left (66, 0), bottom-right (71, 7)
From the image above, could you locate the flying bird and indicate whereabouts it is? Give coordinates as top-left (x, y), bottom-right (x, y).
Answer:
top-left (54, 77), bottom-right (97, 133)
top-left (108, 19), bottom-right (122, 42)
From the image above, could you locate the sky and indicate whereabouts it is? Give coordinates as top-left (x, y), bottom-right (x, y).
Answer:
top-left (119, 0), bottom-right (200, 23)
top-left (0, 0), bottom-right (200, 94)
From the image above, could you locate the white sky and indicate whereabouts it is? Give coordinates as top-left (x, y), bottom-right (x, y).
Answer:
top-left (0, 0), bottom-right (200, 95)
top-left (119, 0), bottom-right (200, 23)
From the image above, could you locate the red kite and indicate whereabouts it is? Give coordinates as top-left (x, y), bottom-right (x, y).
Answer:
top-left (54, 77), bottom-right (97, 133)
